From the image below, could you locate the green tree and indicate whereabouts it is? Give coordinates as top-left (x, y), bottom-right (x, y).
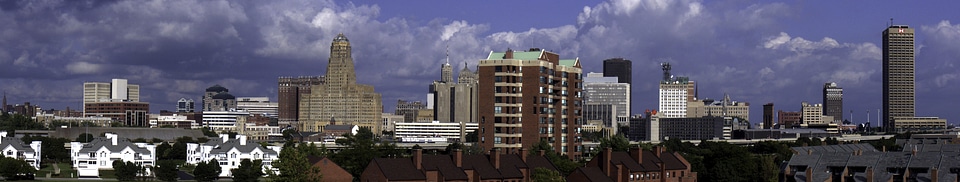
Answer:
top-left (75, 133), bottom-right (94, 142)
top-left (464, 131), bottom-right (478, 142)
top-left (0, 114), bottom-right (45, 131)
top-left (755, 154), bottom-right (780, 182)
top-left (231, 159), bottom-right (264, 182)
top-left (529, 140), bottom-right (582, 176)
top-left (154, 160), bottom-right (180, 182)
top-left (273, 141), bottom-right (320, 182)
top-left (156, 142), bottom-right (172, 160)
top-left (597, 134), bottom-right (630, 152)
top-left (530, 167), bottom-right (565, 182)
top-left (112, 160), bottom-right (140, 181)
top-left (0, 156), bottom-right (37, 180)
top-left (165, 142), bottom-right (187, 160)
top-left (20, 135), bottom-right (71, 162)
top-left (193, 159), bottom-right (222, 182)
top-left (151, 138), bottom-right (165, 143)
top-left (201, 127), bottom-right (219, 137)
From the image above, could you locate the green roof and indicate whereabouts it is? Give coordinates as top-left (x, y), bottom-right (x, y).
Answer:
top-left (559, 59), bottom-right (578, 67)
top-left (486, 51), bottom-right (543, 60)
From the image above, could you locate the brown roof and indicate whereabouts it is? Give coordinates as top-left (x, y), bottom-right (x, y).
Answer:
top-left (462, 154), bottom-right (503, 179)
top-left (498, 154), bottom-right (527, 179)
top-left (658, 151), bottom-right (689, 170)
top-left (369, 158), bottom-right (426, 181)
top-left (421, 155), bottom-right (468, 180)
top-left (572, 167), bottom-right (615, 182)
top-left (525, 155), bottom-right (558, 172)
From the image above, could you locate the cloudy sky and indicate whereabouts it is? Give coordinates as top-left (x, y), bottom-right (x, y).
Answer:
top-left (2, 0), bottom-right (959, 126)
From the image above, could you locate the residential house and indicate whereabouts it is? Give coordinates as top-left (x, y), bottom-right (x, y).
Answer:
top-left (70, 133), bottom-right (157, 177)
top-left (568, 147), bottom-right (697, 182)
top-left (361, 148), bottom-right (558, 181)
top-left (0, 131), bottom-right (42, 170)
top-left (186, 134), bottom-right (281, 177)
top-left (309, 156), bottom-right (352, 181)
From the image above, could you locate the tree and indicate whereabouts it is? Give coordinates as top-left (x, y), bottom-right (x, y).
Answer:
top-left (597, 134), bottom-right (630, 152)
top-left (165, 142), bottom-right (187, 160)
top-left (529, 140), bottom-right (581, 176)
top-left (193, 159), bottom-right (221, 182)
top-left (151, 138), bottom-right (165, 143)
top-left (75, 133), bottom-right (94, 143)
top-left (154, 160), bottom-right (180, 182)
top-left (20, 135), bottom-right (71, 162)
top-left (112, 160), bottom-right (140, 181)
top-left (231, 159), bottom-right (264, 182)
top-left (156, 142), bottom-right (173, 160)
top-left (0, 114), bottom-right (45, 131)
top-left (464, 131), bottom-right (478, 142)
top-left (531, 167), bottom-right (565, 182)
top-left (201, 127), bottom-right (219, 137)
top-left (273, 141), bottom-right (320, 182)
top-left (0, 156), bottom-right (37, 180)
top-left (333, 127), bottom-right (380, 177)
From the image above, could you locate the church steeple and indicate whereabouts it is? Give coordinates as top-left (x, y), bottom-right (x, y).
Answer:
top-left (441, 45), bottom-right (453, 83)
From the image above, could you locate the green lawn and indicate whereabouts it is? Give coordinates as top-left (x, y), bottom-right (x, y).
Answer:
top-left (98, 169), bottom-right (116, 179)
top-left (35, 162), bottom-right (77, 178)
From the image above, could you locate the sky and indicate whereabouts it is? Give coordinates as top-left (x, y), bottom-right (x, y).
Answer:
top-left (2, 0), bottom-right (960, 126)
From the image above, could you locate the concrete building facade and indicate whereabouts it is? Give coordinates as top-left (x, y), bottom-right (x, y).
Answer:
top-left (277, 76), bottom-right (324, 126)
top-left (882, 25), bottom-right (916, 132)
top-left (583, 72), bottom-right (630, 130)
top-left (83, 102), bottom-right (149, 127)
top-left (202, 85), bottom-right (237, 112)
top-left (236, 97), bottom-right (278, 117)
top-left (176, 98), bottom-right (194, 113)
top-left (299, 34), bottom-right (383, 133)
top-left (686, 94), bottom-right (750, 122)
top-left (823, 82), bottom-right (843, 123)
top-left (430, 61), bottom-right (479, 125)
top-left (83, 79), bottom-right (140, 114)
top-left (478, 48), bottom-right (583, 159)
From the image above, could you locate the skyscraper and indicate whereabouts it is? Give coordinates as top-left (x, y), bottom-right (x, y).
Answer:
top-left (603, 58), bottom-right (631, 116)
top-left (430, 60), bottom-right (478, 126)
top-left (658, 62), bottom-right (695, 118)
top-left (299, 33), bottom-right (383, 133)
top-left (882, 25), bottom-right (915, 132)
top-left (277, 76), bottom-right (324, 126)
top-left (478, 48), bottom-right (582, 159)
top-left (763, 103), bottom-right (774, 129)
top-left (822, 82), bottom-right (843, 123)
top-left (583, 72), bottom-right (630, 133)
top-left (202, 85), bottom-right (236, 112)
top-left (83, 79), bottom-right (140, 113)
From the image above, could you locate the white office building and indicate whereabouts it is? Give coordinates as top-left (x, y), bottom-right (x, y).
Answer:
top-left (236, 97), bottom-right (278, 117)
top-left (202, 111), bottom-right (250, 132)
top-left (583, 72), bottom-right (630, 131)
top-left (83, 79), bottom-right (140, 112)
top-left (186, 134), bottom-right (282, 177)
top-left (394, 121), bottom-right (478, 143)
top-left (70, 133), bottom-right (156, 177)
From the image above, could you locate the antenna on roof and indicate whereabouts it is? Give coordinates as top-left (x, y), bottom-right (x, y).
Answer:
top-left (445, 45), bottom-right (450, 64)
top-left (889, 18), bottom-right (893, 27)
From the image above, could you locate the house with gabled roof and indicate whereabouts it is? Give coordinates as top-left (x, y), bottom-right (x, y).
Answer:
top-left (186, 134), bottom-right (281, 177)
top-left (70, 133), bottom-right (156, 178)
top-left (361, 148), bottom-right (558, 181)
top-left (568, 146), bottom-right (697, 182)
top-left (0, 131), bottom-right (42, 170)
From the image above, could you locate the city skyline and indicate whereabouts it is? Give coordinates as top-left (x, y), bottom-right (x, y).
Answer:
top-left (1, 0), bottom-right (959, 125)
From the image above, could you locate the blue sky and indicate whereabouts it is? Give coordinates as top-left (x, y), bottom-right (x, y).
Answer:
top-left (1, 0), bottom-right (959, 126)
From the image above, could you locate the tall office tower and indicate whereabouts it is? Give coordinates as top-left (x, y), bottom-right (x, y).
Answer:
top-left (202, 85), bottom-right (236, 112)
top-left (299, 33), bottom-right (383, 133)
top-left (278, 76), bottom-right (325, 126)
top-left (763, 103), bottom-right (774, 129)
top-left (603, 58), bottom-right (632, 115)
top-left (478, 48), bottom-right (583, 159)
top-left (822, 82), bottom-right (843, 123)
top-left (395, 100), bottom-right (426, 123)
top-left (430, 61), bottom-right (479, 125)
top-left (177, 98), bottom-right (195, 113)
top-left (658, 63), bottom-right (694, 118)
top-left (882, 25), bottom-right (915, 132)
top-left (583, 72), bottom-right (630, 133)
top-left (83, 79), bottom-right (141, 113)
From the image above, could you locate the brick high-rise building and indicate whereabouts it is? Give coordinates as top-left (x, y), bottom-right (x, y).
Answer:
top-left (823, 82), bottom-right (843, 123)
top-left (763, 103), bottom-right (774, 129)
top-left (299, 34), bottom-right (382, 133)
top-left (478, 48), bottom-right (583, 159)
top-left (278, 76), bottom-right (324, 126)
top-left (882, 25), bottom-right (916, 132)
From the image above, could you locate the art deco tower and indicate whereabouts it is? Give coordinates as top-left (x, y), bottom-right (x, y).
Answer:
top-left (299, 33), bottom-right (383, 133)
top-left (882, 25), bottom-right (915, 132)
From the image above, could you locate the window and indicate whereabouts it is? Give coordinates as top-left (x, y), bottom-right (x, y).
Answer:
top-left (494, 137), bottom-right (502, 144)
top-left (495, 106), bottom-right (502, 114)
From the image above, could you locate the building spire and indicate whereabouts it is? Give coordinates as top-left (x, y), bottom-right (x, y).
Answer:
top-left (445, 45), bottom-right (450, 65)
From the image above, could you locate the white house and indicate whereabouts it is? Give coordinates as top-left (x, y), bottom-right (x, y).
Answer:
top-left (186, 134), bottom-right (281, 177)
top-left (0, 131), bottom-right (42, 169)
top-left (70, 133), bottom-right (157, 178)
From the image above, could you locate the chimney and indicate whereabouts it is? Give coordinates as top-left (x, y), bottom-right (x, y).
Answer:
top-left (106, 133), bottom-right (118, 145)
top-left (454, 149), bottom-right (463, 168)
top-left (630, 147), bottom-right (643, 164)
top-left (655, 146), bottom-right (662, 158)
top-left (866, 167), bottom-right (874, 182)
top-left (911, 145), bottom-right (918, 155)
top-left (240, 135), bottom-right (247, 145)
top-left (221, 134), bottom-right (229, 143)
top-left (931, 168), bottom-right (938, 182)
top-left (805, 167), bottom-right (813, 182)
top-left (882, 146), bottom-right (886, 152)
top-left (614, 164), bottom-right (624, 182)
top-left (520, 148), bottom-right (528, 162)
top-left (490, 148), bottom-right (501, 170)
top-left (538, 150), bottom-right (545, 156)
top-left (604, 147), bottom-right (613, 177)
top-left (807, 149), bottom-right (812, 155)
top-left (504, 49), bottom-right (514, 59)
top-left (413, 148), bottom-right (423, 170)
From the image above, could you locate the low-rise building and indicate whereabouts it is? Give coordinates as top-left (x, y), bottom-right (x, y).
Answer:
top-left (568, 146), bottom-right (697, 182)
top-left (34, 114), bottom-right (113, 127)
top-left (394, 121), bottom-right (478, 143)
top-left (0, 131), bottom-right (42, 170)
top-left (150, 114), bottom-right (198, 129)
top-left (892, 117), bottom-right (948, 132)
top-left (202, 111), bottom-right (249, 132)
top-left (361, 148), bottom-right (557, 181)
top-left (186, 134), bottom-right (282, 177)
top-left (70, 133), bottom-right (157, 177)
top-left (784, 143), bottom-right (960, 182)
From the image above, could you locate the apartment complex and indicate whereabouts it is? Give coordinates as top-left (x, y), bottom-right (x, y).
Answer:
top-left (186, 134), bottom-right (282, 177)
top-left (70, 133), bottom-right (157, 177)
top-left (299, 34), bottom-right (383, 133)
top-left (477, 48), bottom-right (583, 158)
